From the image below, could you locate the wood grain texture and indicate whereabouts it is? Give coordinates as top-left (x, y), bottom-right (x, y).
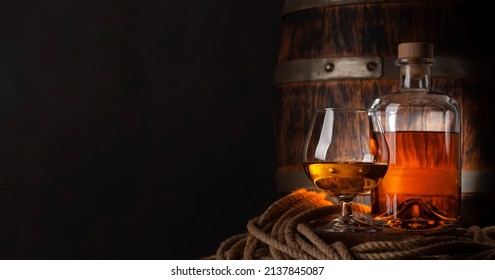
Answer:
top-left (277, 2), bottom-right (475, 63)
top-left (273, 1), bottom-right (495, 174)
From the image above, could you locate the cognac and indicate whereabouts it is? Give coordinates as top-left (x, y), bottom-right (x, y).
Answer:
top-left (303, 162), bottom-right (388, 197)
top-left (372, 131), bottom-right (461, 230)
top-left (370, 42), bottom-right (461, 231)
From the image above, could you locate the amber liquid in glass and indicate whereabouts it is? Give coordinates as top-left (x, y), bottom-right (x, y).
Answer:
top-left (372, 131), bottom-right (461, 231)
top-left (303, 162), bottom-right (388, 197)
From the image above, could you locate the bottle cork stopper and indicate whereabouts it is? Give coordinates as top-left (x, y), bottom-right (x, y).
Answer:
top-left (398, 42), bottom-right (434, 59)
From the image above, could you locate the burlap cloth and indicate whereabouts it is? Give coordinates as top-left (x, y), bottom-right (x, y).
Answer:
top-left (205, 189), bottom-right (495, 260)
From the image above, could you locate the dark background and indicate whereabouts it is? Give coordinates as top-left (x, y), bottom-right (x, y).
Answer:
top-left (0, 0), bottom-right (284, 259)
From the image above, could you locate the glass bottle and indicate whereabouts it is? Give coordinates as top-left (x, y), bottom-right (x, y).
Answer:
top-left (370, 42), bottom-right (461, 231)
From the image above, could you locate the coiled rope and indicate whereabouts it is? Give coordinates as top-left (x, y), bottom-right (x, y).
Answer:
top-left (207, 189), bottom-right (495, 260)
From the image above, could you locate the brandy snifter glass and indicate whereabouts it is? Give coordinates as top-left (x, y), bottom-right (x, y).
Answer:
top-left (302, 108), bottom-right (389, 233)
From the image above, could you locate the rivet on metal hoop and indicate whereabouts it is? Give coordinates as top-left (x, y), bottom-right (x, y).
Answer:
top-left (367, 62), bottom-right (378, 71)
top-left (325, 63), bottom-right (334, 72)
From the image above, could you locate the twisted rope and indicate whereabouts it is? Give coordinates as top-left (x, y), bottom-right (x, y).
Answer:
top-left (208, 189), bottom-right (495, 260)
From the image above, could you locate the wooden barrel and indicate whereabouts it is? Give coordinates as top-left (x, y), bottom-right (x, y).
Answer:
top-left (272, 0), bottom-right (495, 227)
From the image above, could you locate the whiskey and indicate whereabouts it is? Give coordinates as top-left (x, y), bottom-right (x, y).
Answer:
top-left (370, 42), bottom-right (461, 231)
top-left (303, 162), bottom-right (388, 196)
top-left (371, 131), bottom-right (461, 230)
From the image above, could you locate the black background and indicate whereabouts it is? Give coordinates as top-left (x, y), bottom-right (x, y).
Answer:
top-left (0, 0), bottom-right (284, 259)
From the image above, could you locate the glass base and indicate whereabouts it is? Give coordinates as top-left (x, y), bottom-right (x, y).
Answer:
top-left (312, 216), bottom-right (382, 233)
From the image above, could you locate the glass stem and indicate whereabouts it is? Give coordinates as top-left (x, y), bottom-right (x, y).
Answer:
top-left (339, 196), bottom-right (355, 223)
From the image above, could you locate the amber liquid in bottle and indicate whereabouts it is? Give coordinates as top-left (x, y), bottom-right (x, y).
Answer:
top-left (372, 131), bottom-right (461, 231)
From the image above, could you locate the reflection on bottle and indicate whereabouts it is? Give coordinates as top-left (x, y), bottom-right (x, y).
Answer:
top-left (375, 198), bottom-right (458, 231)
